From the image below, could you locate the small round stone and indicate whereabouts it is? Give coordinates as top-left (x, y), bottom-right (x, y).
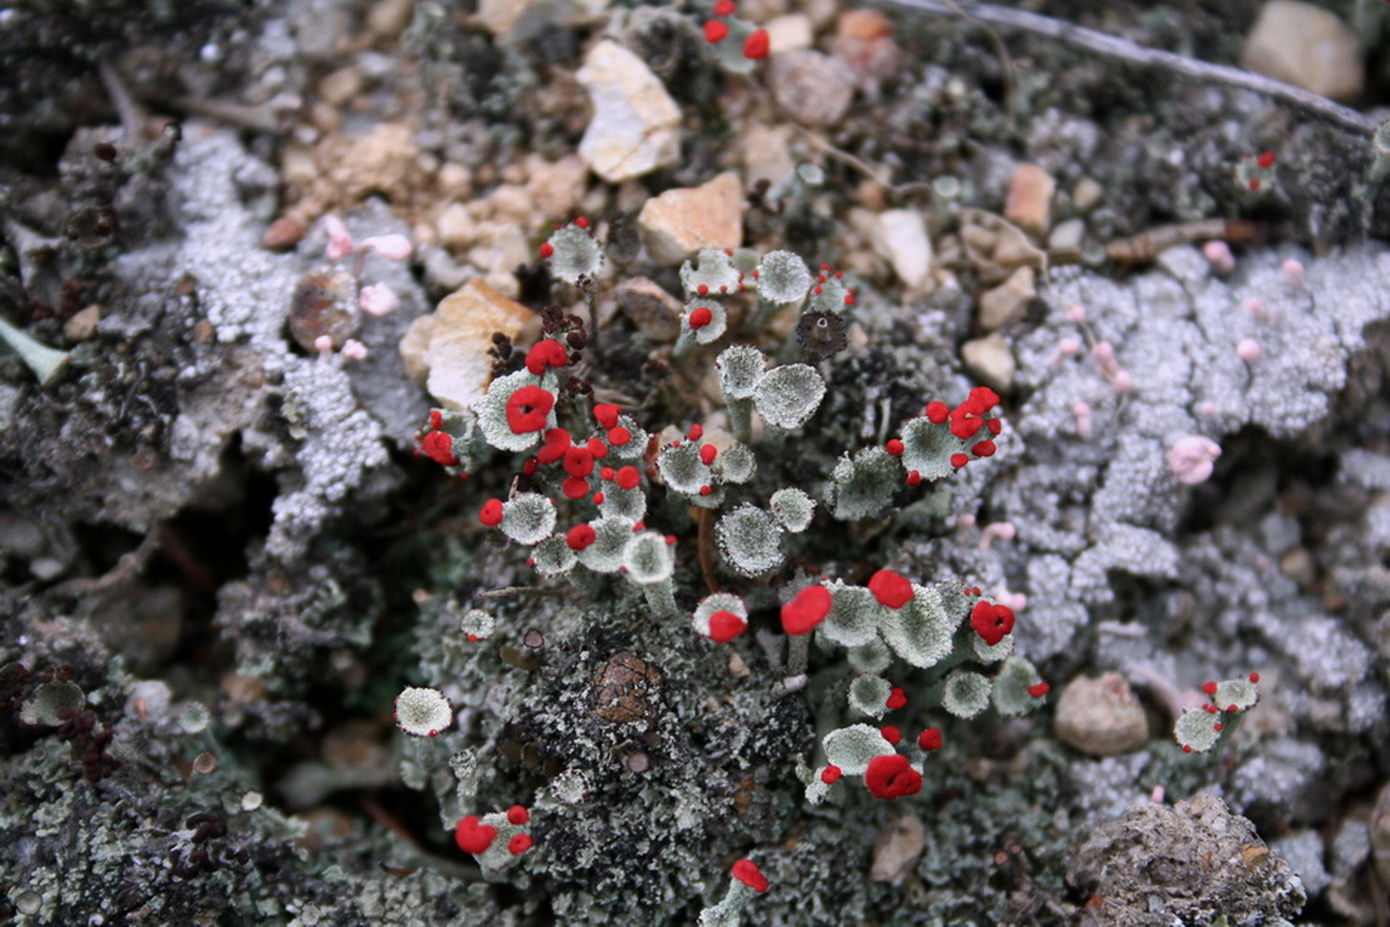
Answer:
top-left (1053, 672), bottom-right (1150, 756)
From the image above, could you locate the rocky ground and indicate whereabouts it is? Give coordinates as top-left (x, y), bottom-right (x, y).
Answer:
top-left (1, 1), bottom-right (1388, 924)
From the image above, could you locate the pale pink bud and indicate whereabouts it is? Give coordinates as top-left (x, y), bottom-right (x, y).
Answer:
top-left (1167, 435), bottom-right (1221, 485)
top-left (1091, 341), bottom-right (1118, 377)
top-left (314, 334), bottom-right (335, 357)
top-left (361, 234), bottom-right (412, 261)
top-left (324, 215), bottom-right (353, 261)
top-left (1058, 337), bottom-right (1080, 356)
top-left (956, 513), bottom-right (977, 528)
top-left (1236, 338), bottom-right (1260, 361)
top-left (359, 282), bottom-right (399, 316)
top-left (1066, 304), bottom-right (1086, 323)
top-left (1282, 259), bottom-right (1303, 288)
top-left (1202, 240), bottom-right (1234, 274)
top-left (1112, 369), bottom-right (1133, 394)
top-left (341, 339), bottom-right (369, 361)
top-left (1072, 400), bottom-right (1093, 440)
top-left (977, 521), bottom-right (1016, 551)
top-left (1197, 401), bottom-right (1218, 418)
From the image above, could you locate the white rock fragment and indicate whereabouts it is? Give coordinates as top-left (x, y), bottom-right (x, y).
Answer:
top-left (576, 40), bottom-right (681, 183)
top-left (1241, 0), bottom-right (1363, 101)
top-left (961, 332), bottom-right (1016, 391)
top-left (871, 209), bottom-right (933, 291)
top-left (638, 172), bottom-right (744, 265)
top-left (400, 278), bottom-right (533, 410)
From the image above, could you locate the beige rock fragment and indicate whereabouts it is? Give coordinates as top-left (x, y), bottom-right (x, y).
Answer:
top-left (1054, 672), bottom-right (1150, 757)
top-left (436, 203), bottom-right (474, 251)
top-left (960, 332), bottom-right (1015, 391)
top-left (1241, 0), bottom-right (1363, 101)
top-left (526, 154), bottom-right (589, 219)
top-left (400, 278), bottom-right (532, 410)
top-left (870, 815), bottom-right (925, 883)
top-left (1072, 176), bottom-right (1104, 213)
top-left (738, 124), bottom-right (798, 188)
top-left (576, 41), bottom-right (681, 183)
top-left (1004, 164), bottom-right (1056, 238)
top-left (764, 14), bottom-right (814, 54)
top-left (63, 305), bottom-right (101, 342)
top-left (637, 172), bottom-right (744, 265)
top-left (872, 209), bottom-right (933, 291)
top-left (978, 266), bottom-right (1036, 329)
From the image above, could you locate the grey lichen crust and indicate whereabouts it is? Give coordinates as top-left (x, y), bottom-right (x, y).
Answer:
top-left (1068, 792), bottom-right (1306, 926)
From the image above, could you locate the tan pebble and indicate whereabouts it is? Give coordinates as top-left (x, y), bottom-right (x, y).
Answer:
top-left (263, 213), bottom-right (306, 250)
top-left (1004, 164), bottom-right (1056, 238)
top-left (1073, 176), bottom-right (1104, 213)
top-left (318, 66), bottom-right (361, 107)
top-left (638, 172), bottom-right (744, 265)
top-left (436, 203), bottom-right (474, 250)
top-left (402, 278), bottom-right (532, 410)
top-left (870, 815), bottom-right (924, 883)
top-left (62, 305), bottom-right (101, 342)
top-left (1053, 672), bottom-right (1150, 757)
top-left (837, 9), bottom-right (893, 40)
top-left (615, 277), bottom-right (682, 342)
top-left (960, 332), bottom-right (1015, 391)
top-left (1241, 0), bottom-right (1363, 101)
top-left (978, 266), bottom-right (1036, 329)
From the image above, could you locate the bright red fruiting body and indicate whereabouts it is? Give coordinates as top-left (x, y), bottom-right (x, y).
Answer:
top-left (539, 428), bottom-right (571, 465)
top-left (885, 439), bottom-right (904, 457)
top-left (865, 754), bottom-right (922, 799)
top-left (880, 725), bottom-right (902, 745)
top-left (704, 19), bottom-right (729, 43)
top-left (732, 859), bottom-right (768, 893)
top-left (905, 470), bottom-right (922, 486)
top-left (868, 570), bottom-right (913, 609)
top-left (419, 430), bottom-right (459, 467)
top-left (506, 385), bottom-right (554, 433)
top-left (714, 0), bottom-right (736, 14)
top-left (698, 485), bottom-right (712, 496)
top-left (525, 339), bottom-right (568, 375)
top-left (455, 816), bottom-right (498, 854)
top-left (886, 687), bottom-right (907, 710)
top-left (608, 426), bottom-right (631, 446)
top-left (970, 601), bottom-right (1015, 646)
top-left (562, 477), bottom-right (589, 499)
top-left (567, 524), bottom-right (596, 550)
top-left (600, 466), bottom-right (615, 481)
top-left (743, 28), bottom-right (769, 59)
top-left (1249, 672), bottom-right (1260, 683)
top-left (594, 404), bottom-right (621, 429)
top-left (697, 284), bottom-right (709, 296)
top-left (925, 401), bottom-right (949, 424)
top-left (821, 765), bottom-right (842, 784)
top-left (587, 437), bottom-right (607, 457)
top-left (1202, 681), bottom-right (1218, 696)
top-left (699, 444), bottom-right (717, 465)
top-left (1027, 682), bottom-right (1051, 698)
top-left (575, 216), bottom-right (588, 229)
top-left (971, 440), bottom-right (996, 457)
top-left (918, 728), bottom-right (943, 751)
top-left (616, 466), bottom-right (641, 490)
top-left (950, 453), bottom-right (969, 468)
top-left (689, 306), bottom-right (714, 330)
top-left (1257, 151), bottom-right (1275, 169)
top-left (480, 499), bottom-right (504, 527)
top-left (507, 805), bottom-right (530, 825)
top-left (564, 446), bottom-right (595, 478)
top-left (509, 833), bottom-right (533, 855)
top-left (689, 423), bottom-right (704, 440)
top-left (708, 610), bottom-right (746, 643)
top-left (781, 584), bottom-right (832, 634)
top-left (539, 242), bottom-right (554, 259)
